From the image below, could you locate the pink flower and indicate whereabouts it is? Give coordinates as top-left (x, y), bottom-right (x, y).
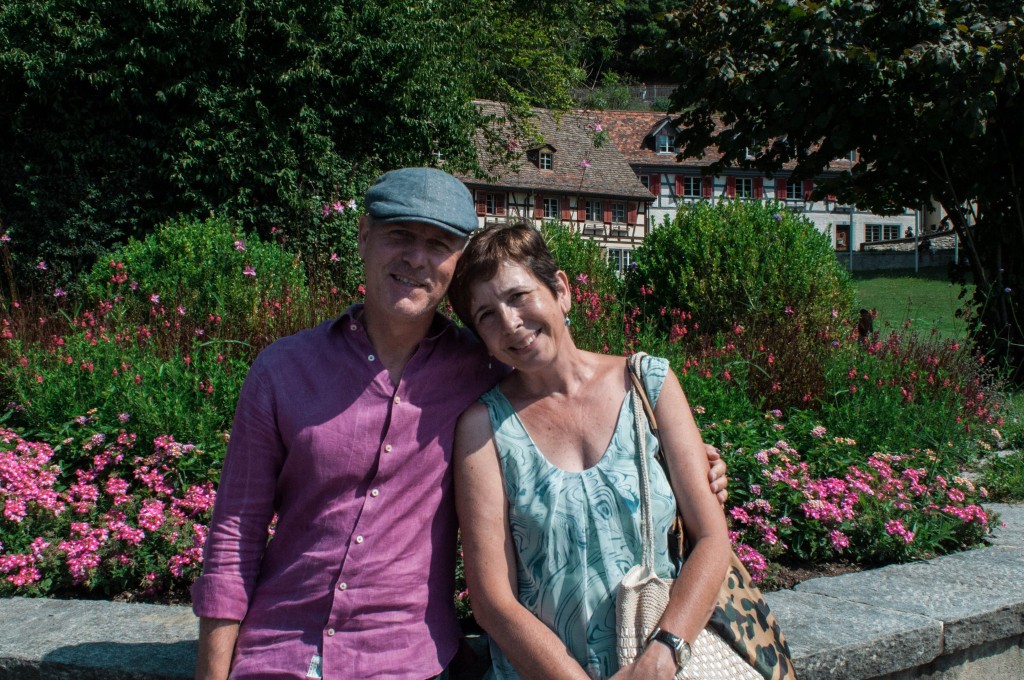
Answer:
top-left (0, 233), bottom-right (10, 243)
top-left (885, 519), bottom-right (915, 544)
top-left (593, 122), bottom-right (602, 133)
top-left (332, 201), bottom-right (344, 213)
top-left (321, 204), bottom-right (332, 216)
top-left (830, 530), bottom-right (850, 551)
top-left (234, 240), bottom-right (246, 252)
top-left (53, 288), bottom-right (67, 298)
top-left (330, 253), bottom-right (339, 262)
top-left (347, 199), bottom-right (357, 210)
top-left (810, 425), bottom-right (827, 438)
top-left (149, 294), bottom-right (160, 304)
top-left (579, 159), bottom-right (591, 169)
top-left (36, 261), bottom-right (47, 271)
top-left (243, 265), bottom-right (256, 277)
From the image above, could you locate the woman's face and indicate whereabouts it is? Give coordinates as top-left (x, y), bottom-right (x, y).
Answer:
top-left (468, 261), bottom-right (571, 371)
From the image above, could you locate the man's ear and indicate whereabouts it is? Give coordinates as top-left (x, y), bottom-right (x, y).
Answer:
top-left (357, 215), bottom-right (371, 259)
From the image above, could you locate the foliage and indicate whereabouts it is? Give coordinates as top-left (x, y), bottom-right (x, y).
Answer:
top-left (628, 201), bottom-right (853, 334)
top-left (542, 221), bottom-right (626, 354)
top-left (0, 228), bottom-right (1009, 599)
top-left (625, 201), bottom-right (853, 409)
top-left (0, 0), bottom-right (606, 286)
top-left (83, 215), bottom-right (309, 334)
top-left (661, 0), bottom-right (1024, 381)
top-left (0, 422), bottom-right (214, 599)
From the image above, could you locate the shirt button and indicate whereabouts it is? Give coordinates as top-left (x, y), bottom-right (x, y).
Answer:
top-left (370, 489), bottom-right (379, 497)
top-left (355, 535), bottom-right (364, 544)
top-left (384, 444), bottom-right (393, 453)
top-left (368, 354), bottom-right (375, 362)
top-left (327, 628), bottom-right (335, 636)
top-left (393, 396), bottom-right (401, 404)
top-left (349, 324), bottom-right (357, 331)
top-left (338, 582), bottom-right (347, 591)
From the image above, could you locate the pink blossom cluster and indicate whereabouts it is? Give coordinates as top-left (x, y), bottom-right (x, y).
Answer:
top-left (0, 424), bottom-right (215, 595)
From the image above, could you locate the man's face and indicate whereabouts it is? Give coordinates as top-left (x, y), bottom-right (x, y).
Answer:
top-left (358, 217), bottom-right (466, 325)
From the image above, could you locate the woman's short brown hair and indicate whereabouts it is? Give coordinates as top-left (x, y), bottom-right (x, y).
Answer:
top-left (448, 222), bottom-right (560, 331)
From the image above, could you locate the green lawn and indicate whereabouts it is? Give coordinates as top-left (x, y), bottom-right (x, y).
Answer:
top-left (851, 267), bottom-right (973, 341)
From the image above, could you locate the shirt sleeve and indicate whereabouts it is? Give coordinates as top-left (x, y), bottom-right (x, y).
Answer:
top-left (191, 359), bottom-right (284, 621)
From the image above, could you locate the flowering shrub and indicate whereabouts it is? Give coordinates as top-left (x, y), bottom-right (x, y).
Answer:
top-left (0, 213), bottom-right (1009, 602)
top-left (0, 421), bottom-right (215, 598)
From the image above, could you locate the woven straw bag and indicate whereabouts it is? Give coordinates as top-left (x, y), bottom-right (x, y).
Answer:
top-left (615, 354), bottom-right (764, 680)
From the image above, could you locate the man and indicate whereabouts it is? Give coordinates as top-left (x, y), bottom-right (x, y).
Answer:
top-left (192, 168), bottom-right (727, 679)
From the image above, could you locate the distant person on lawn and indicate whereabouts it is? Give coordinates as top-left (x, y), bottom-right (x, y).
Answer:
top-left (191, 167), bottom-right (729, 680)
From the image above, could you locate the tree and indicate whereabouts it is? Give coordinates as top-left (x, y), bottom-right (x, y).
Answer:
top-left (661, 0), bottom-right (1024, 380)
top-left (0, 0), bottom-right (608, 287)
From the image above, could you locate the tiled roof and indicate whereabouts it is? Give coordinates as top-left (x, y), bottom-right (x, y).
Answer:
top-left (600, 110), bottom-right (853, 174)
top-left (462, 101), bottom-right (654, 201)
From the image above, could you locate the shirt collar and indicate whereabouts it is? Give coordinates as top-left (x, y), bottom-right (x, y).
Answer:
top-left (331, 303), bottom-right (456, 343)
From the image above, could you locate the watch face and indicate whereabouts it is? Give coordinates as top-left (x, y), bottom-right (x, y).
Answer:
top-left (676, 639), bottom-right (691, 668)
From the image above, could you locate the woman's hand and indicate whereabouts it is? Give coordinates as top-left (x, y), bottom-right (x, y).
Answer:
top-left (608, 638), bottom-right (677, 680)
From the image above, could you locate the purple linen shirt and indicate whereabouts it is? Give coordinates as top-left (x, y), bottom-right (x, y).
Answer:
top-left (192, 305), bottom-right (502, 679)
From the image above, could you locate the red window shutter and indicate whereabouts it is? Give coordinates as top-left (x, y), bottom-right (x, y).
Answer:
top-left (650, 174), bottom-right (661, 197)
top-left (475, 191), bottom-right (486, 216)
top-left (534, 195), bottom-right (544, 219)
top-left (627, 203), bottom-right (638, 225)
top-left (776, 178), bottom-right (787, 200)
top-left (561, 197), bottom-right (571, 221)
top-left (726, 176), bottom-right (736, 198)
top-left (702, 177), bottom-right (714, 198)
top-left (495, 194), bottom-right (506, 215)
top-left (674, 175), bottom-right (684, 197)
top-left (754, 177), bottom-right (764, 199)
top-left (803, 180), bottom-right (814, 201)
top-left (603, 203), bottom-right (612, 223)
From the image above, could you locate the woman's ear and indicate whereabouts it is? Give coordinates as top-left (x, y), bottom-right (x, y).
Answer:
top-left (554, 270), bottom-right (572, 316)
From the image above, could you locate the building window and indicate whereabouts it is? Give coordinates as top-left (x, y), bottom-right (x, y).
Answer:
top-left (786, 182), bottom-right (802, 201)
top-left (655, 134), bottom-right (674, 154)
top-left (639, 175), bottom-right (650, 190)
top-left (607, 248), bottom-right (632, 274)
top-left (543, 197), bottom-right (560, 219)
top-left (736, 178), bottom-right (754, 199)
top-left (865, 224), bottom-right (901, 242)
top-left (483, 193), bottom-right (505, 216)
top-left (611, 202), bottom-right (626, 223)
top-left (681, 176), bottom-right (702, 198)
top-left (585, 200), bottom-right (602, 222)
top-left (539, 151), bottom-right (553, 170)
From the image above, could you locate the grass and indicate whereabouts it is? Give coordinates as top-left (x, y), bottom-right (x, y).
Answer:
top-left (851, 267), bottom-right (973, 341)
top-left (980, 390), bottom-right (1024, 501)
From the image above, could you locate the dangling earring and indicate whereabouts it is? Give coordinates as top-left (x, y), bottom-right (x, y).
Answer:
top-left (564, 315), bottom-right (571, 327)
top-left (488, 356), bottom-right (493, 370)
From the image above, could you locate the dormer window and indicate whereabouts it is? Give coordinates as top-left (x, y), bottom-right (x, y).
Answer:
top-left (539, 151), bottom-right (553, 170)
top-left (656, 134), bottom-right (674, 154)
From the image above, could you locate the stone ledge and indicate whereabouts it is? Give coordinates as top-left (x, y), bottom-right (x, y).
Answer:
top-left (0, 503), bottom-right (1020, 679)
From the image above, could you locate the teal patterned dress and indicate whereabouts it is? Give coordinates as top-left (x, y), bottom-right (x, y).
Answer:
top-left (481, 355), bottom-right (679, 680)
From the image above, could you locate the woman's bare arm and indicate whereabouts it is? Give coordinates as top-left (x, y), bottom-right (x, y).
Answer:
top-left (454, 403), bottom-right (590, 680)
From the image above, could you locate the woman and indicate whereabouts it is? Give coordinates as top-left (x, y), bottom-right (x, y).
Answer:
top-left (449, 223), bottom-right (732, 679)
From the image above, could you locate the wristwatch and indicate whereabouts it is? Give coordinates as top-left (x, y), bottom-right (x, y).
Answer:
top-left (646, 626), bottom-right (691, 673)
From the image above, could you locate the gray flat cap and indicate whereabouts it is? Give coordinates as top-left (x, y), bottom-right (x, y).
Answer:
top-left (364, 167), bottom-right (480, 237)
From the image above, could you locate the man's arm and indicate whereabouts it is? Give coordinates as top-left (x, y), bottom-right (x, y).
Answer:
top-left (195, 618), bottom-right (240, 680)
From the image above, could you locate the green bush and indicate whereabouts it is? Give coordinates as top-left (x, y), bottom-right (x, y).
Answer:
top-left (628, 201), bottom-right (854, 334)
top-left (542, 221), bottom-right (625, 354)
top-left (627, 201), bottom-right (854, 410)
top-left (84, 215), bottom-right (307, 336)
